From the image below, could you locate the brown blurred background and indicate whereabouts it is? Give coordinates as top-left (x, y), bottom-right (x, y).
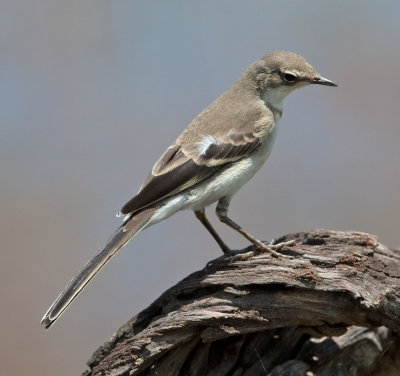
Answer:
top-left (1, 1), bottom-right (400, 375)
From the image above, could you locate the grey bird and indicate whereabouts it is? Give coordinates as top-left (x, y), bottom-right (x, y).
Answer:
top-left (41, 51), bottom-right (336, 328)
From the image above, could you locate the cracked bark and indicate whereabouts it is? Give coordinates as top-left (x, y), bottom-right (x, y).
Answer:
top-left (82, 230), bottom-right (400, 376)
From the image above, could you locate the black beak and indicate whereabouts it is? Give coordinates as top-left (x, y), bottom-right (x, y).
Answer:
top-left (312, 75), bottom-right (337, 87)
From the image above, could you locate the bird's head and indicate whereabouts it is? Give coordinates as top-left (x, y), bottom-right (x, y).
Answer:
top-left (247, 51), bottom-right (336, 110)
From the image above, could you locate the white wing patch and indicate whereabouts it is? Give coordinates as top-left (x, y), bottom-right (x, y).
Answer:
top-left (197, 135), bottom-right (219, 156)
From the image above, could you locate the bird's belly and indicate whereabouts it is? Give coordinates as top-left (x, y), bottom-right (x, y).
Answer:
top-left (183, 140), bottom-right (275, 211)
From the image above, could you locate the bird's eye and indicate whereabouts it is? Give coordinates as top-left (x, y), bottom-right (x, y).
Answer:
top-left (283, 73), bottom-right (297, 82)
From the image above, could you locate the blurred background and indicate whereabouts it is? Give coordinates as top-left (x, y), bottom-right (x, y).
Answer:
top-left (1, 1), bottom-right (400, 374)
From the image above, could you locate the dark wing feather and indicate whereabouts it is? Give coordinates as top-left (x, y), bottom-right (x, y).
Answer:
top-left (119, 158), bottom-right (217, 215)
top-left (119, 131), bottom-right (262, 215)
top-left (201, 134), bottom-right (261, 162)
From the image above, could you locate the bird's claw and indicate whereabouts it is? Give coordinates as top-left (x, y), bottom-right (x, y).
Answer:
top-left (206, 239), bottom-right (296, 268)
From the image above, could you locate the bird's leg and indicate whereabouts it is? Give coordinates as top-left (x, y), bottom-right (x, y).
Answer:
top-left (194, 209), bottom-right (230, 254)
top-left (216, 197), bottom-right (294, 258)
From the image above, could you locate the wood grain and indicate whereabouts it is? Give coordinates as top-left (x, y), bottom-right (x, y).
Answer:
top-left (83, 230), bottom-right (400, 376)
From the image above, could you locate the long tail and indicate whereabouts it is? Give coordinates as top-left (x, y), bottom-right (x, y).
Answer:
top-left (41, 207), bottom-right (156, 329)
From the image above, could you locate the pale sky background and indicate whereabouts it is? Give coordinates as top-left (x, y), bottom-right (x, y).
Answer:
top-left (1, 1), bottom-right (400, 375)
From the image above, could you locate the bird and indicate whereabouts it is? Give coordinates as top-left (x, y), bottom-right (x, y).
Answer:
top-left (41, 51), bottom-right (336, 328)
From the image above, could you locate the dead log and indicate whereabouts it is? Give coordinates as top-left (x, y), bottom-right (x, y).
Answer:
top-left (83, 230), bottom-right (400, 376)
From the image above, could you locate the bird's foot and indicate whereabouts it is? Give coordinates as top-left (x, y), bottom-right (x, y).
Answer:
top-left (267, 238), bottom-right (296, 251)
top-left (248, 237), bottom-right (295, 258)
top-left (206, 246), bottom-right (254, 267)
top-left (206, 239), bottom-right (296, 268)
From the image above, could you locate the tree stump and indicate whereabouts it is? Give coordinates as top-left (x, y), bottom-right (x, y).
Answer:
top-left (83, 230), bottom-right (400, 376)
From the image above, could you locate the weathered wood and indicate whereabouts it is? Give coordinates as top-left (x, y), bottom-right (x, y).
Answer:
top-left (83, 230), bottom-right (400, 376)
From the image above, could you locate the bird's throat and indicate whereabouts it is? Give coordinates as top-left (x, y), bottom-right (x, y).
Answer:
top-left (262, 86), bottom-right (295, 120)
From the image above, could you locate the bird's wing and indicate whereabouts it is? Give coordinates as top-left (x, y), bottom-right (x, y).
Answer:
top-left (118, 127), bottom-right (263, 216)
